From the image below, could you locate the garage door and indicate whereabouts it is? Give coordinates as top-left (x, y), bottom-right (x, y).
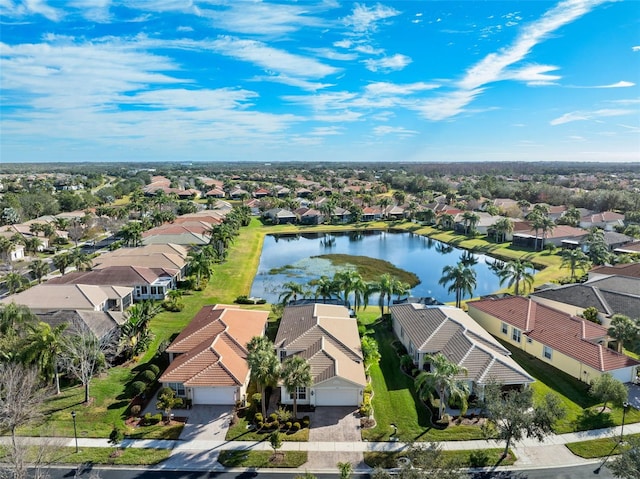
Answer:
top-left (192, 387), bottom-right (235, 405)
top-left (315, 388), bottom-right (359, 406)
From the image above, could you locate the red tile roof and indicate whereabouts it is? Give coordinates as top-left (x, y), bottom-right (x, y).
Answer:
top-left (468, 297), bottom-right (639, 373)
top-left (160, 305), bottom-right (269, 387)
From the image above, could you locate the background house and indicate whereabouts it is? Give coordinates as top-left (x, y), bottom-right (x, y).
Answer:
top-left (274, 303), bottom-right (366, 407)
top-left (468, 296), bottom-right (639, 384)
top-left (159, 305), bottom-right (269, 405)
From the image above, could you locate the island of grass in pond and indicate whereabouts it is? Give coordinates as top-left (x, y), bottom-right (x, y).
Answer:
top-left (312, 254), bottom-right (420, 286)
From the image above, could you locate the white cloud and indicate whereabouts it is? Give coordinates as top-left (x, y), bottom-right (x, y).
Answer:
top-left (211, 36), bottom-right (339, 79)
top-left (364, 53), bottom-right (411, 72)
top-left (309, 126), bottom-right (344, 136)
top-left (365, 82), bottom-right (439, 95)
top-left (251, 74), bottom-right (334, 92)
top-left (69, 0), bottom-right (111, 22)
top-left (304, 47), bottom-right (357, 61)
top-left (503, 64), bottom-right (562, 85)
top-left (22, 0), bottom-right (62, 21)
top-left (177, 25), bottom-right (193, 32)
top-left (632, 46), bottom-right (640, 51)
top-left (344, 3), bottom-right (400, 33)
top-left (373, 125), bottom-right (418, 137)
top-left (550, 108), bottom-right (634, 125)
top-left (414, 88), bottom-right (484, 121)
top-left (594, 81), bottom-right (635, 88)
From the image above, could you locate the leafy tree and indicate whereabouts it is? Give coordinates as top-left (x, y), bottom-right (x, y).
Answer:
top-left (1, 207), bottom-right (21, 225)
top-left (439, 262), bottom-right (477, 308)
top-left (247, 336), bottom-right (280, 418)
top-left (589, 373), bottom-right (629, 413)
top-left (337, 461), bottom-right (353, 479)
top-left (496, 259), bottom-right (534, 296)
top-left (415, 353), bottom-right (469, 420)
top-left (280, 355), bottom-right (312, 418)
top-left (395, 442), bottom-right (467, 479)
top-left (52, 251), bottom-right (73, 275)
top-left (608, 435), bottom-right (640, 479)
top-left (156, 388), bottom-right (183, 423)
top-left (482, 382), bottom-right (565, 458)
top-left (560, 249), bottom-right (591, 281)
top-left (361, 335), bottom-right (381, 372)
top-left (581, 306), bottom-right (601, 324)
top-left (608, 314), bottom-right (639, 353)
top-left (269, 430), bottom-right (283, 458)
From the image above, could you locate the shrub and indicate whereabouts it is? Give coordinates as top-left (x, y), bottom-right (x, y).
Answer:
top-left (142, 413), bottom-right (162, 426)
top-left (138, 369), bottom-right (156, 383)
top-left (285, 421), bottom-right (292, 430)
top-left (359, 403), bottom-right (372, 418)
top-left (469, 449), bottom-right (490, 467)
top-left (252, 393), bottom-right (262, 409)
top-left (364, 383), bottom-right (373, 395)
top-left (130, 381), bottom-right (147, 397)
top-left (146, 364), bottom-right (160, 376)
top-left (292, 422), bottom-right (300, 431)
top-left (270, 420), bottom-right (279, 430)
top-left (130, 405), bottom-right (141, 417)
top-left (400, 354), bottom-right (414, 372)
top-left (269, 413), bottom-right (278, 423)
top-left (276, 406), bottom-right (291, 423)
top-left (109, 426), bottom-right (124, 446)
top-left (158, 387), bottom-right (173, 399)
top-left (234, 295), bottom-right (253, 304)
top-left (254, 412), bottom-right (263, 424)
top-left (162, 301), bottom-right (184, 312)
top-left (302, 418), bottom-right (310, 428)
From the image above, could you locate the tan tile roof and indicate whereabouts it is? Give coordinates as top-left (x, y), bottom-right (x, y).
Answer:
top-left (468, 297), bottom-right (639, 373)
top-left (275, 304), bottom-right (367, 388)
top-left (0, 284), bottom-right (132, 311)
top-left (391, 304), bottom-right (533, 386)
top-left (47, 265), bottom-right (177, 286)
top-left (160, 305), bottom-right (268, 387)
top-left (94, 252), bottom-right (186, 271)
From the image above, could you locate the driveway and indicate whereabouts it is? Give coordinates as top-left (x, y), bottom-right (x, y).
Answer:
top-left (177, 405), bottom-right (233, 441)
top-left (305, 406), bottom-right (364, 470)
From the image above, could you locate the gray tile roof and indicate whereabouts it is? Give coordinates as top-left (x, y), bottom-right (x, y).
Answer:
top-left (391, 303), bottom-right (533, 386)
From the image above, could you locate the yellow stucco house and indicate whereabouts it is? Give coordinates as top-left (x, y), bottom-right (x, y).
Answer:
top-left (467, 296), bottom-right (639, 384)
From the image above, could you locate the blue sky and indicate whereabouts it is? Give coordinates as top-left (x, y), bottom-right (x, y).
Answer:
top-left (1, 0), bottom-right (638, 164)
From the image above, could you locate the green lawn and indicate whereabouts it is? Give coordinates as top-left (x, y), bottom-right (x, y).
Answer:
top-left (218, 450), bottom-right (307, 468)
top-left (565, 433), bottom-right (640, 458)
top-left (361, 323), bottom-right (484, 442)
top-left (364, 448), bottom-right (516, 468)
top-left (0, 445), bottom-right (170, 465)
top-left (500, 340), bottom-right (640, 433)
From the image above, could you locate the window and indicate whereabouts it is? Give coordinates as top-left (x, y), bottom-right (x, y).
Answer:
top-left (279, 350), bottom-right (287, 362)
top-left (501, 322), bottom-right (508, 335)
top-left (167, 382), bottom-right (186, 397)
top-left (543, 345), bottom-right (553, 360)
top-left (289, 387), bottom-right (306, 400)
top-left (512, 328), bottom-right (521, 343)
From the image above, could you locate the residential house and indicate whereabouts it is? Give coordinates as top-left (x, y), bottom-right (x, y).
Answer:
top-left (1, 283), bottom-right (133, 313)
top-left (580, 211), bottom-right (626, 231)
top-left (159, 304), bottom-right (269, 405)
top-left (253, 188), bottom-right (270, 198)
top-left (263, 208), bottom-right (297, 224)
top-left (93, 244), bottom-right (188, 279)
top-left (581, 231), bottom-right (634, 252)
top-left (35, 309), bottom-right (125, 341)
top-left (512, 225), bottom-right (588, 249)
top-left (274, 303), bottom-right (367, 407)
top-left (361, 206), bottom-right (383, 222)
top-left (613, 241), bottom-right (640, 255)
top-left (47, 265), bottom-right (179, 302)
top-left (391, 304), bottom-right (534, 398)
top-left (295, 207), bottom-right (324, 225)
top-left (589, 263), bottom-right (640, 281)
top-left (530, 276), bottom-right (640, 326)
top-left (204, 188), bottom-right (225, 198)
top-left (141, 224), bottom-right (208, 247)
top-left (467, 296), bottom-right (639, 383)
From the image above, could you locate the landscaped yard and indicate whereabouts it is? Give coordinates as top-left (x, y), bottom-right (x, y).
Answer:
top-left (361, 321), bottom-right (485, 442)
top-left (499, 340), bottom-right (640, 433)
top-left (565, 433), bottom-right (640, 458)
top-left (364, 448), bottom-right (516, 468)
top-left (218, 450), bottom-right (307, 468)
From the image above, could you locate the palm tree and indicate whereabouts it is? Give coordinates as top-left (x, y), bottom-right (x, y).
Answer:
top-left (5, 272), bottom-right (27, 294)
top-left (24, 236), bottom-right (43, 256)
top-left (118, 301), bottom-right (159, 359)
top-left (52, 251), bottom-right (73, 275)
top-left (333, 270), bottom-right (362, 308)
top-left (247, 336), bottom-right (280, 418)
top-left (311, 276), bottom-right (336, 303)
top-left (69, 248), bottom-right (93, 272)
top-left (375, 273), bottom-right (394, 316)
top-left (608, 314), bottom-right (639, 353)
top-left (21, 321), bottom-right (68, 394)
top-left (187, 249), bottom-right (214, 289)
top-left (29, 259), bottom-right (49, 284)
top-left (538, 216), bottom-right (556, 250)
top-left (438, 263), bottom-right (477, 308)
top-left (438, 213), bottom-right (454, 230)
top-left (421, 208), bottom-right (436, 226)
top-left (496, 259), bottom-right (534, 296)
top-left (278, 281), bottom-right (306, 305)
top-left (583, 228), bottom-right (612, 265)
top-left (462, 211), bottom-right (479, 235)
top-left (492, 217), bottom-right (514, 243)
top-left (560, 249), bottom-right (591, 281)
top-left (280, 355), bottom-right (312, 418)
top-left (414, 353), bottom-right (469, 419)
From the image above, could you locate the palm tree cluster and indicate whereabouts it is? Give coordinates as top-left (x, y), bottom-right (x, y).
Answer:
top-left (278, 270), bottom-right (410, 316)
top-left (439, 257), bottom-right (477, 309)
top-left (117, 301), bottom-right (159, 360)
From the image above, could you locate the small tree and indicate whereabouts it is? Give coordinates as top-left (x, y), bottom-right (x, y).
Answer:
top-left (482, 382), bottom-right (565, 458)
top-left (361, 335), bottom-right (381, 372)
top-left (589, 373), bottom-right (628, 413)
top-left (581, 306), bottom-right (601, 324)
top-left (269, 430), bottom-right (283, 458)
top-left (337, 461), bottom-right (353, 479)
top-left (156, 388), bottom-right (183, 424)
top-left (402, 442), bottom-right (466, 479)
top-left (608, 435), bottom-right (640, 479)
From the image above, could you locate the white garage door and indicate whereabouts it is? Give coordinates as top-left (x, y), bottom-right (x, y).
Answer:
top-left (315, 388), bottom-right (359, 406)
top-left (192, 387), bottom-right (235, 405)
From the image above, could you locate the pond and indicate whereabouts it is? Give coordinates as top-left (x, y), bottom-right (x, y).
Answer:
top-left (250, 230), bottom-right (506, 304)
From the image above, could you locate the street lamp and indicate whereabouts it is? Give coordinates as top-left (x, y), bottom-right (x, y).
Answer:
top-left (71, 410), bottom-right (78, 453)
top-left (620, 401), bottom-right (629, 443)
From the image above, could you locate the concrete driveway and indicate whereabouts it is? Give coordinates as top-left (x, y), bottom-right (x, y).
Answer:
top-left (177, 405), bottom-right (233, 441)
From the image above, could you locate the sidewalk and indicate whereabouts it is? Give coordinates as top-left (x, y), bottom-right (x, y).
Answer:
top-left (6, 421), bottom-right (639, 472)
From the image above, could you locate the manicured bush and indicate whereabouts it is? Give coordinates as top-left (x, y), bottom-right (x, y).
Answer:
top-left (146, 364), bottom-right (161, 376)
top-left (130, 381), bottom-right (147, 397)
top-left (142, 413), bottom-right (162, 426)
top-left (285, 421), bottom-right (292, 430)
top-left (292, 422), bottom-right (300, 431)
top-left (269, 413), bottom-right (278, 423)
top-left (469, 449), bottom-right (490, 467)
top-left (130, 405), bottom-right (141, 417)
top-left (302, 418), bottom-right (310, 428)
top-left (256, 421), bottom-right (264, 430)
top-left (138, 369), bottom-right (156, 383)
top-left (254, 412), bottom-right (263, 424)
top-left (157, 387), bottom-right (173, 399)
